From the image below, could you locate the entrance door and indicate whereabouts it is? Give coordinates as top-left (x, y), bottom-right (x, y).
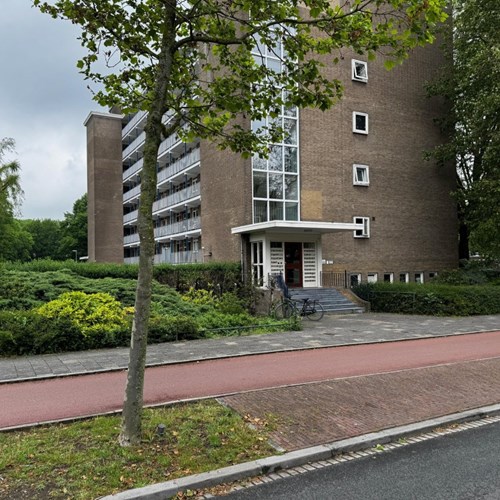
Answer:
top-left (285, 242), bottom-right (302, 287)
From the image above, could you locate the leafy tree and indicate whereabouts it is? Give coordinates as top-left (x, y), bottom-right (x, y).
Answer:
top-left (59, 194), bottom-right (88, 260)
top-left (0, 138), bottom-right (31, 261)
top-left (35, 0), bottom-right (447, 445)
top-left (21, 219), bottom-right (64, 260)
top-left (426, 0), bottom-right (500, 259)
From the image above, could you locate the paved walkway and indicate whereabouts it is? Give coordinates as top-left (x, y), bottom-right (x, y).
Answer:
top-left (1, 313), bottom-right (499, 383)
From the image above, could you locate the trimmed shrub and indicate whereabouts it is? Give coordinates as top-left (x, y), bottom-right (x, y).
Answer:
top-left (36, 291), bottom-right (129, 347)
top-left (354, 282), bottom-right (500, 316)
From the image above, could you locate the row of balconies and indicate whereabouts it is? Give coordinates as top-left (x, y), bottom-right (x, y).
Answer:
top-left (152, 183), bottom-right (201, 213)
top-left (123, 145), bottom-right (201, 185)
top-left (124, 250), bottom-right (202, 265)
top-left (154, 217), bottom-right (201, 239)
top-left (123, 216), bottom-right (201, 245)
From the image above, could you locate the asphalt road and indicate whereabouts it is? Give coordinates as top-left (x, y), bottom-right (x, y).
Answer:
top-left (1, 330), bottom-right (500, 429)
top-left (223, 420), bottom-right (500, 499)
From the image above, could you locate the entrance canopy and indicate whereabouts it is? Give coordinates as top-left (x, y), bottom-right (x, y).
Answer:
top-left (231, 220), bottom-right (363, 235)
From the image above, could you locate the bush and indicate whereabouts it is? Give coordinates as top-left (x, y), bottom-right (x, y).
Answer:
top-left (36, 291), bottom-right (129, 347)
top-left (354, 282), bottom-right (500, 316)
top-left (148, 315), bottom-right (200, 342)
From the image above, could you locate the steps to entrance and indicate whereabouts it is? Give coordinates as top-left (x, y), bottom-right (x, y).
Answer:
top-left (289, 287), bottom-right (365, 314)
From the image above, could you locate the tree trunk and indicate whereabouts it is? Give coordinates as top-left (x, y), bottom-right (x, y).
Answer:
top-left (119, 1), bottom-right (177, 447)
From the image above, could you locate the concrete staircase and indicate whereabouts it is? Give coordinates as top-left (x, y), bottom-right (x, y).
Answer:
top-left (289, 287), bottom-right (365, 314)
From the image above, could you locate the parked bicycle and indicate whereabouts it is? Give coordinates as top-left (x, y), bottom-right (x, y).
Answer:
top-left (273, 296), bottom-right (324, 321)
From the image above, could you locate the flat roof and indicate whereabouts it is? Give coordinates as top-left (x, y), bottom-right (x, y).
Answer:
top-left (231, 220), bottom-right (363, 235)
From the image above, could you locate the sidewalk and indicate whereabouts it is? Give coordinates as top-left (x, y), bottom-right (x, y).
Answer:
top-left (1, 313), bottom-right (499, 383)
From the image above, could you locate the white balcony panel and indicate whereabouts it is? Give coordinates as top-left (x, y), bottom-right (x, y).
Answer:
top-left (123, 185), bottom-right (141, 203)
top-left (123, 210), bottom-right (139, 224)
top-left (162, 250), bottom-right (203, 264)
top-left (153, 183), bottom-right (201, 213)
top-left (157, 148), bottom-right (200, 185)
top-left (123, 130), bottom-right (146, 160)
top-left (124, 234), bottom-right (140, 245)
top-left (123, 158), bottom-right (143, 181)
top-left (124, 256), bottom-right (140, 264)
top-left (154, 217), bottom-right (201, 239)
top-left (122, 110), bottom-right (147, 139)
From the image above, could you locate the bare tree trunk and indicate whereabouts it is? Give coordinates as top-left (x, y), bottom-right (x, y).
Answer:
top-left (119, 0), bottom-right (177, 447)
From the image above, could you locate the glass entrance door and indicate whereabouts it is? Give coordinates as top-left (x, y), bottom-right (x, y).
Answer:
top-left (284, 242), bottom-right (302, 287)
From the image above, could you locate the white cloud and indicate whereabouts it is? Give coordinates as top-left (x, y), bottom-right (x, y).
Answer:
top-left (0, 0), bottom-right (104, 220)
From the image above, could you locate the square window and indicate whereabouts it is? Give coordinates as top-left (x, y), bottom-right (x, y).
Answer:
top-left (353, 216), bottom-right (370, 238)
top-left (383, 273), bottom-right (394, 283)
top-left (367, 273), bottom-right (378, 283)
top-left (352, 59), bottom-right (368, 82)
top-left (399, 272), bottom-right (409, 283)
top-left (429, 272), bottom-right (438, 280)
top-left (353, 112), bottom-right (369, 134)
top-left (415, 272), bottom-right (424, 284)
top-left (353, 164), bottom-right (370, 186)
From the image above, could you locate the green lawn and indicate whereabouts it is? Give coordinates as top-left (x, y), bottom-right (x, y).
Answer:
top-left (0, 400), bottom-right (277, 500)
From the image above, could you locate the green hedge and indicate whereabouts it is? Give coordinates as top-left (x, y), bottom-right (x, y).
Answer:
top-left (0, 260), bottom-right (241, 292)
top-left (354, 282), bottom-right (500, 316)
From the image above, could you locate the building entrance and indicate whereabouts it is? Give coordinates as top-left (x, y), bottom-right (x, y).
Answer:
top-left (285, 242), bottom-right (302, 287)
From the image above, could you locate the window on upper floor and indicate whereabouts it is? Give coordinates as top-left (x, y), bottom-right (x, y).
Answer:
top-left (353, 216), bottom-right (370, 238)
top-left (353, 164), bottom-right (370, 186)
top-left (353, 112), bottom-right (369, 134)
top-left (352, 59), bottom-right (368, 83)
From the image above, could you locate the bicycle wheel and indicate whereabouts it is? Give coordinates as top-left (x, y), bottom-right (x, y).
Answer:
top-left (304, 300), bottom-right (324, 321)
top-left (273, 301), bottom-right (296, 320)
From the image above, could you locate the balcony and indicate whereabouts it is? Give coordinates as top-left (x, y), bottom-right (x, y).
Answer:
top-left (154, 217), bottom-right (201, 239)
top-left (124, 233), bottom-right (140, 245)
top-left (123, 185), bottom-right (141, 203)
top-left (123, 209), bottom-right (139, 224)
top-left (122, 130), bottom-right (146, 160)
top-left (123, 158), bottom-right (143, 181)
top-left (124, 256), bottom-right (140, 264)
top-left (157, 148), bottom-right (200, 184)
top-left (153, 183), bottom-right (201, 213)
top-left (161, 250), bottom-right (203, 264)
top-left (122, 110), bottom-right (147, 139)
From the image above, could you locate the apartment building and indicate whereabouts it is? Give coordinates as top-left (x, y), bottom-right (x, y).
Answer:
top-left (85, 41), bottom-right (458, 289)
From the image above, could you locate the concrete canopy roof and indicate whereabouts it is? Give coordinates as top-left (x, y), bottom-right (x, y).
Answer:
top-left (231, 220), bottom-right (364, 235)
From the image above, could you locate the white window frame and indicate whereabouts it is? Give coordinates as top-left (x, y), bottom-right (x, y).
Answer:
top-left (353, 112), bottom-right (369, 135)
top-left (353, 164), bottom-right (370, 186)
top-left (428, 272), bottom-right (438, 280)
top-left (383, 273), bottom-right (394, 283)
top-left (415, 272), bottom-right (424, 284)
top-left (353, 216), bottom-right (370, 238)
top-left (352, 59), bottom-right (368, 83)
top-left (367, 272), bottom-right (378, 283)
top-left (349, 273), bottom-right (361, 287)
top-left (399, 272), bottom-right (409, 283)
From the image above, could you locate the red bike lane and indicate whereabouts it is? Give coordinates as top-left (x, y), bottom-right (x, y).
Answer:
top-left (1, 330), bottom-right (500, 429)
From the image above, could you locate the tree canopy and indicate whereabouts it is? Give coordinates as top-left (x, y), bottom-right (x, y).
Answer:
top-left (427, 0), bottom-right (500, 260)
top-left (34, 0), bottom-right (448, 445)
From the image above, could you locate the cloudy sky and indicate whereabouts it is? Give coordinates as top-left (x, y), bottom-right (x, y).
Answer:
top-left (0, 1), bottom-right (104, 220)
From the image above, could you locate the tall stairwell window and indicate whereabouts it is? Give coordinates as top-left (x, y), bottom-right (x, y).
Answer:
top-left (251, 33), bottom-right (299, 224)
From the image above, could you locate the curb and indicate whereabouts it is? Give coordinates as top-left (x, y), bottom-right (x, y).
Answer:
top-left (100, 403), bottom-right (500, 499)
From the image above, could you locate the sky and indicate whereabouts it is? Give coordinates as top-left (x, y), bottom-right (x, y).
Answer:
top-left (0, 1), bottom-right (104, 220)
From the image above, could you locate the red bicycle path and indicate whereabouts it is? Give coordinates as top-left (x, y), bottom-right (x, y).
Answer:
top-left (1, 330), bottom-right (500, 429)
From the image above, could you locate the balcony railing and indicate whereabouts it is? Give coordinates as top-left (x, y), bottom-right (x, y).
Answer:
top-left (124, 233), bottom-right (140, 245)
top-left (123, 158), bottom-right (143, 181)
top-left (123, 185), bottom-right (141, 203)
top-left (122, 110), bottom-right (147, 139)
top-left (154, 217), bottom-right (201, 239)
top-left (153, 183), bottom-right (201, 213)
top-left (161, 250), bottom-right (202, 264)
top-left (124, 256), bottom-right (140, 264)
top-left (122, 130), bottom-right (146, 159)
top-left (123, 210), bottom-right (139, 224)
top-left (157, 148), bottom-right (200, 184)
